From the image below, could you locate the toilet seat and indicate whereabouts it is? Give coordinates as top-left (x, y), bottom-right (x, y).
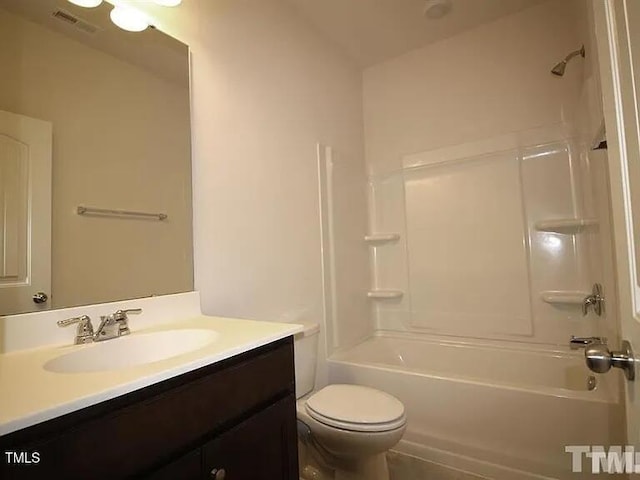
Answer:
top-left (305, 384), bottom-right (406, 433)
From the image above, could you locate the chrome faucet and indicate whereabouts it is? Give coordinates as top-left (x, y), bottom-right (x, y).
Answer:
top-left (57, 308), bottom-right (142, 344)
top-left (57, 315), bottom-right (95, 344)
top-left (94, 308), bottom-right (141, 341)
top-left (569, 335), bottom-right (606, 350)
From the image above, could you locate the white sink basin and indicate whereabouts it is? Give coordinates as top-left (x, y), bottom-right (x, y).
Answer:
top-left (44, 329), bottom-right (219, 374)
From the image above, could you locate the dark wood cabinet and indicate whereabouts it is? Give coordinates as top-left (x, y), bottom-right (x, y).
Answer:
top-left (203, 395), bottom-right (298, 480)
top-left (145, 449), bottom-right (202, 480)
top-left (0, 337), bottom-right (299, 480)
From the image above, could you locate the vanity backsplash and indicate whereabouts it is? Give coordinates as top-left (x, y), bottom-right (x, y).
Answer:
top-left (0, 292), bottom-right (202, 353)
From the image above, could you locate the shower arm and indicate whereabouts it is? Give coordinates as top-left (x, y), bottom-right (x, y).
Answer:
top-left (564, 45), bottom-right (586, 63)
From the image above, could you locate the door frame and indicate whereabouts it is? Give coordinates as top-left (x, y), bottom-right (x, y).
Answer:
top-left (592, 0), bottom-right (640, 445)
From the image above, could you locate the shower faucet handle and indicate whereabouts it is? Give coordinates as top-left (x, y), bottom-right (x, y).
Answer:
top-left (569, 336), bottom-right (606, 350)
top-left (582, 283), bottom-right (604, 316)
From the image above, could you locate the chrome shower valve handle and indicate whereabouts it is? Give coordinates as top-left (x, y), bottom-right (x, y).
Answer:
top-left (582, 283), bottom-right (604, 316)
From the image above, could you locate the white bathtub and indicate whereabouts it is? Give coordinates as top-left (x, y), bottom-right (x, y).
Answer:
top-left (328, 334), bottom-right (624, 480)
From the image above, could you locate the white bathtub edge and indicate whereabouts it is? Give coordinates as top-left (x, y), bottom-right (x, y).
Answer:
top-left (328, 357), bottom-right (614, 403)
top-left (394, 439), bottom-right (557, 480)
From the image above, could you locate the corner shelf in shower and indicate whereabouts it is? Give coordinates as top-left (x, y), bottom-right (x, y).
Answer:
top-left (367, 290), bottom-right (404, 300)
top-left (534, 218), bottom-right (598, 234)
top-left (364, 233), bottom-right (401, 244)
top-left (540, 290), bottom-right (590, 305)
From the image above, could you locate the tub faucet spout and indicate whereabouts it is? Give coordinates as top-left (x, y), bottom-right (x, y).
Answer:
top-left (570, 336), bottom-right (606, 350)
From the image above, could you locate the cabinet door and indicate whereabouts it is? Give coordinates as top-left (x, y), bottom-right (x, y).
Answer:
top-left (144, 449), bottom-right (202, 480)
top-left (203, 395), bottom-right (298, 480)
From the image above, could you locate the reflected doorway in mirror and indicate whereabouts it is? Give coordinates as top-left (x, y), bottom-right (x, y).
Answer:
top-left (0, 110), bottom-right (52, 315)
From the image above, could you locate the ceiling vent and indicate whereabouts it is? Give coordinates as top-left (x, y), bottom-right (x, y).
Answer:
top-left (51, 9), bottom-right (101, 34)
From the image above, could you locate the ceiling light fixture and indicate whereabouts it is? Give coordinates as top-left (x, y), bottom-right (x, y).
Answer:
top-left (67, 0), bottom-right (103, 7)
top-left (109, 5), bottom-right (149, 32)
top-left (424, 0), bottom-right (453, 20)
top-left (153, 0), bottom-right (182, 6)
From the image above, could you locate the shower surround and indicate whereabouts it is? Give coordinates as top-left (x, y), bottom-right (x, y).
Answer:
top-left (367, 127), bottom-right (613, 346)
top-left (327, 127), bottom-right (622, 479)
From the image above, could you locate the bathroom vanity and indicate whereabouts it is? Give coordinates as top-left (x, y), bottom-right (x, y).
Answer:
top-left (0, 309), bottom-right (302, 480)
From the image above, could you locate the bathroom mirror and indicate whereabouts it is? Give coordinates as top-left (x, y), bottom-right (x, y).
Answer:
top-left (0, 0), bottom-right (193, 315)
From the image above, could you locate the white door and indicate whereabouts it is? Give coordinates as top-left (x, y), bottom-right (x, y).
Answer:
top-left (594, 0), bottom-right (640, 446)
top-left (0, 110), bottom-right (52, 315)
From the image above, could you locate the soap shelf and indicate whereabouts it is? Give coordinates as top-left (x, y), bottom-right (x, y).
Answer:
top-left (534, 218), bottom-right (598, 234)
top-left (364, 233), bottom-right (401, 244)
top-left (540, 291), bottom-right (590, 305)
top-left (367, 290), bottom-right (404, 300)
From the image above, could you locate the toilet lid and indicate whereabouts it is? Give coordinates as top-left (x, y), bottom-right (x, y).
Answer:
top-left (305, 384), bottom-right (406, 433)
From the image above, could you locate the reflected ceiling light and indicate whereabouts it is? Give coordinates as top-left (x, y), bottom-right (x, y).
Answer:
top-left (423, 0), bottom-right (452, 20)
top-left (110, 6), bottom-right (149, 32)
top-left (67, 0), bottom-right (103, 7)
top-left (153, 0), bottom-right (182, 6)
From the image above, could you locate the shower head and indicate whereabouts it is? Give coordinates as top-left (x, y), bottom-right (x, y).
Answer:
top-left (551, 45), bottom-right (585, 77)
top-left (551, 61), bottom-right (567, 77)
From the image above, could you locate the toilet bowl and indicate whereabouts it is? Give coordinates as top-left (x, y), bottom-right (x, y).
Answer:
top-left (299, 384), bottom-right (406, 457)
top-left (294, 324), bottom-right (406, 480)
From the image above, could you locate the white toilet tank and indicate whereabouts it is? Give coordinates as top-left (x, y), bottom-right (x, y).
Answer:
top-left (293, 322), bottom-right (320, 399)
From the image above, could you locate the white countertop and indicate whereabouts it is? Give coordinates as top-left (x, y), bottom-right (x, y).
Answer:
top-left (0, 315), bottom-right (303, 436)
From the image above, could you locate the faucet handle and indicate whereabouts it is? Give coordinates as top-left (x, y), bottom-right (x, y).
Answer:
top-left (57, 315), bottom-right (91, 327)
top-left (57, 315), bottom-right (94, 344)
top-left (113, 308), bottom-right (142, 320)
top-left (112, 308), bottom-right (141, 335)
top-left (582, 296), bottom-right (596, 316)
top-left (582, 283), bottom-right (604, 316)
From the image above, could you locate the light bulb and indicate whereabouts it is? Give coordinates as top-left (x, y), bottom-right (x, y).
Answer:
top-left (67, 0), bottom-right (103, 7)
top-left (423, 0), bottom-right (452, 20)
top-left (154, 0), bottom-right (182, 6)
top-left (110, 6), bottom-right (149, 32)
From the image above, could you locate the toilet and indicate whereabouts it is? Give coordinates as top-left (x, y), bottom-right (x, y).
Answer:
top-left (294, 323), bottom-right (406, 480)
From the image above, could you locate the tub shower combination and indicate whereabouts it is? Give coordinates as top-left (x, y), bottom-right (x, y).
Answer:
top-left (321, 122), bottom-right (624, 478)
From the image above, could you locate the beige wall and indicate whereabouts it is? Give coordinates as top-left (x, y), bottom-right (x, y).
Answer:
top-left (130, 0), bottom-right (371, 372)
top-left (363, 0), bottom-right (586, 176)
top-left (0, 7), bottom-right (193, 309)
